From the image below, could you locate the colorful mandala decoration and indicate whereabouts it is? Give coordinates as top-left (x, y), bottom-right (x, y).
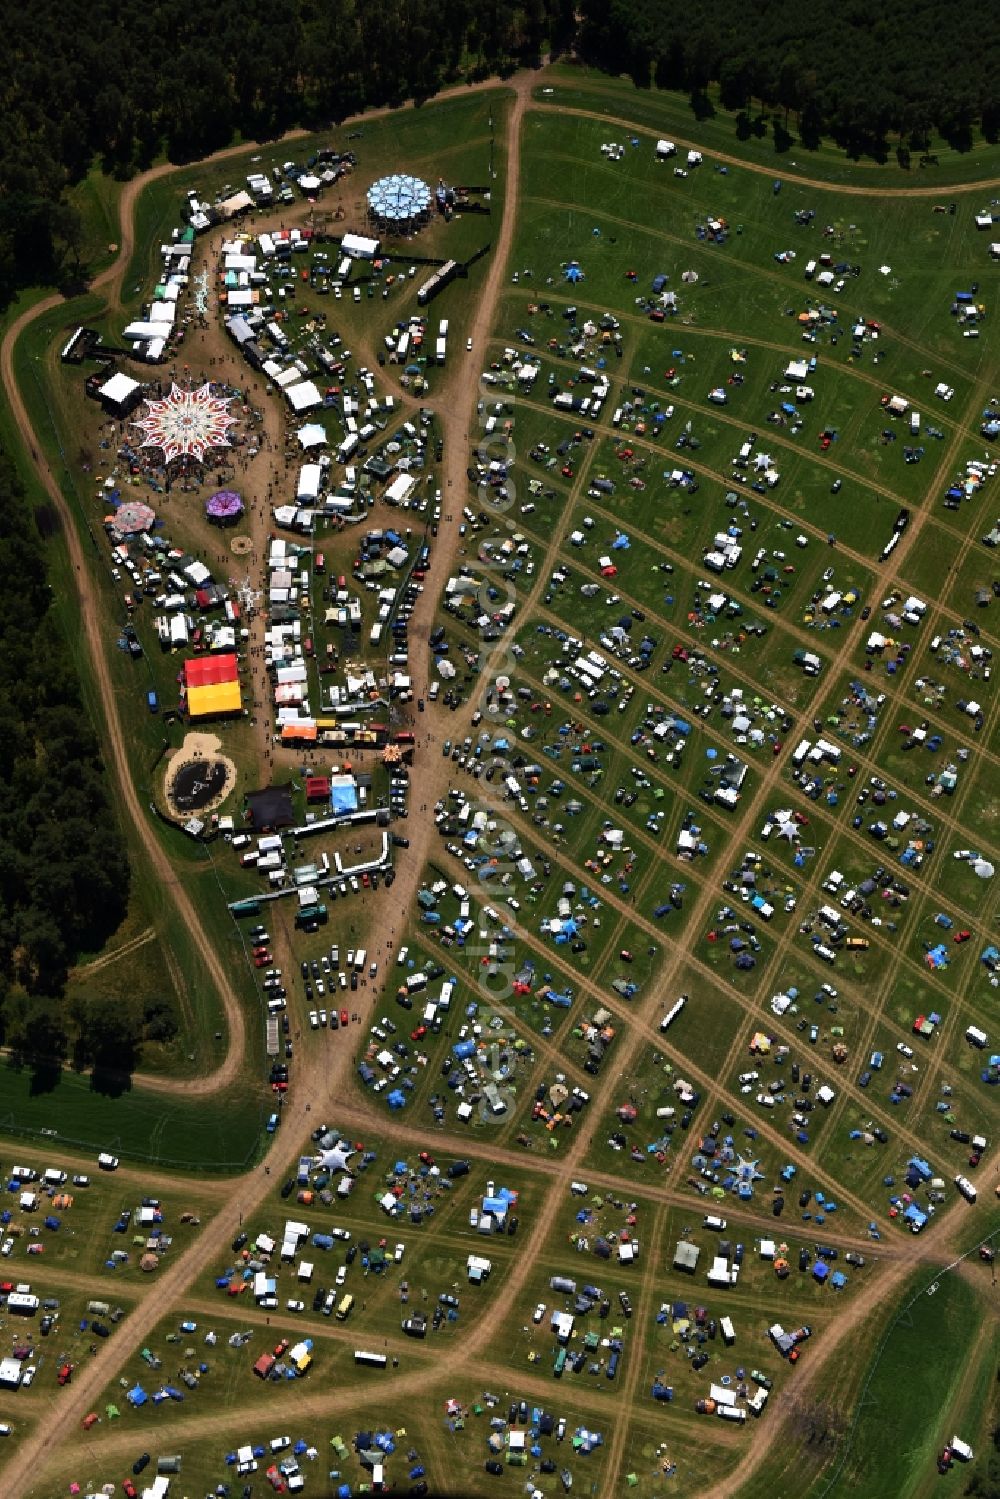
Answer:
top-left (132, 382), bottom-right (238, 466)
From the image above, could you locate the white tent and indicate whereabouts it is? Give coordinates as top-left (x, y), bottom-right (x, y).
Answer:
top-left (285, 381), bottom-right (323, 413)
top-left (341, 232), bottom-right (380, 259)
top-left (220, 190), bottom-right (254, 218)
top-left (316, 1142), bottom-right (354, 1174)
top-left (298, 423), bottom-right (327, 449)
top-left (99, 372), bottom-right (142, 409)
top-left (297, 463), bottom-right (323, 503)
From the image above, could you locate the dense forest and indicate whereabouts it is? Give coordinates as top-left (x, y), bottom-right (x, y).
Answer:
top-left (0, 0), bottom-right (572, 307)
top-left (1, 0), bottom-right (996, 307)
top-left (578, 0), bottom-right (1000, 159)
top-left (0, 452), bottom-right (131, 1063)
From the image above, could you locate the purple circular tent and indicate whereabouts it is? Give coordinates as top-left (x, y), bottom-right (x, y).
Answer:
top-left (205, 490), bottom-right (244, 526)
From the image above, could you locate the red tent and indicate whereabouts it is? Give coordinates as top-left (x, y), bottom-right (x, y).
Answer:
top-left (183, 653), bottom-right (238, 688)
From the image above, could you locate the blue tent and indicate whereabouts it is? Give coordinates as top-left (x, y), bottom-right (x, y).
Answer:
top-left (331, 782), bottom-right (358, 814)
top-left (127, 1385), bottom-right (148, 1406)
top-left (564, 263), bottom-right (584, 283)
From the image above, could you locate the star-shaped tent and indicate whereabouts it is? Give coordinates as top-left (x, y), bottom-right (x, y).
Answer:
top-left (315, 1141), bottom-right (355, 1174)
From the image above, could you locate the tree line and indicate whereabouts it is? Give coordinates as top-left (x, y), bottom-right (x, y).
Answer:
top-left (0, 0), bottom-right (572, 308)
top-left (2, 0), bottom-right (993, 309)
top-left (0, 452), bottom-right (132, 1067)
top-left (577, 0), bottom-right (1000, 160)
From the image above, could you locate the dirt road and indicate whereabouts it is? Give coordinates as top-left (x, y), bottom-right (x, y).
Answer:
top-left (1, 295), bottom-right (249, 1099)
top-left (3, 63), bottom-right (998, 1499)
top-left (547, 87), bottom-right (1000, 198)
top-left (0, 73), bottom-right (534, 1499)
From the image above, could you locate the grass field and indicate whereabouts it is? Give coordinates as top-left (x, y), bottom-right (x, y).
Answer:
top-left (818, 1267), bottom-right (991, 1499)
top-left (3, 58), bottom-right (1000, 1499)
top-left (0, 1062), bottom-right (264, 1172)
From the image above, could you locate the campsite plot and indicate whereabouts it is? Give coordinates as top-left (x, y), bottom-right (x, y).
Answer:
top-left (21, 58), bottom-right (1000, 1499)
top-left (697, 917), bottom-right (776, 984)
top-left (618, 1409), bottom-right (747, 1499)
top-left (938, 537), bottom-right (1000, 630)
top-left (0, 1285), bottom-right (136, 1400)
top-left (97, 1304), bottom-right (362, 1427)
top-left (646, 967), bottom-right (744, 1082)
top-left (0, 1160), bottom-right (208, 1279)
top-left (902, 1051), bottom-right (996, 1174)
top-left (959, 756), bottom-right (1000, 842)
top-left (932, 834), bottom-right (1000, 916)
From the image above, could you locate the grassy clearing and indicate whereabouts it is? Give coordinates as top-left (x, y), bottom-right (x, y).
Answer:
top-left (0, 1063), bottom-right (263, 1173)
top-left (819, 1267), bottom-right (988, 1499)
top-left (534, 66), bottom-right (1000, 188)
top-left (7, 60), bottom-right (1000, 1497)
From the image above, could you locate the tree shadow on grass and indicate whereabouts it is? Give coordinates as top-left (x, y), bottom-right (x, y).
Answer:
top-left (26, 1060), bottom-right (62, 1096)
top-left (90, 1065), bottom-right (135, 1099)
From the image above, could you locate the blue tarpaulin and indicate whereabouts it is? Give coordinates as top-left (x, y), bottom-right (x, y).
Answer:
top-left (331, 781), bottom-right (358, 814)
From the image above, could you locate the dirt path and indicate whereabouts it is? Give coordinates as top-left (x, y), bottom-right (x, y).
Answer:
top-left (1, 299), bottom-right (250, 1099)
top-left (544, 91), bottom-right (1000, 198)
top-left (344, 74), bottom-right (535, 999)
top-left (73, 926), bottom-right (157, 975)
top-left (5, 66), bottom-right (999, 1499)
top-left (0, 77), bottom-right (535, 1499)
top-left (700, 1224), bottom-right (996, 1499)
top-left (6, 60), bottom-right (992, 1109)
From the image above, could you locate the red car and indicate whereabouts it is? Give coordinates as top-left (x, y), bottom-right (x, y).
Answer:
top-left (954, 930), bottom-right (971, 943)
top-left (411, 1025), bottom-right (427, 1041)
top-left (340, 1010), bottom-right (349, 1027)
